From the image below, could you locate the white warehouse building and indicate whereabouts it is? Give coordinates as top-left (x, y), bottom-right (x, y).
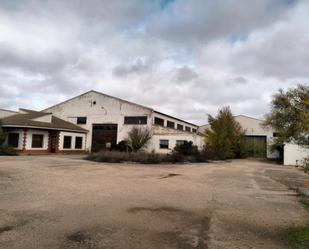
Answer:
top-left (43, 90), bottom-right (204, 153)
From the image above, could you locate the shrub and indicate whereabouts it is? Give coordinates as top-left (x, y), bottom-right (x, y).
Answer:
top-left (113, 140), bottom-right (132, 152)
top-left (0, 145), bottom-right (18, 156)
top-left (174, 141), bottom-right (199, 156)
top-left (127, 126), bottom-right (152, 152)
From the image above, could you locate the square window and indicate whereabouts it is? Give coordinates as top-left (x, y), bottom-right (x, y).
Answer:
top-left (167, 121), bottom-right (175, 129)
top-left (32, 134), bottom-right (44, 148)
top-left (154, 117), bottom-right (164, 126)
top-left (75, 137), bottom-right (83, 149)
top-left (185, 126), bottom-right (191, 132)
top-left (8, 133), bottom-right (19, 148)
top-left (177, 124), bottom-right (184, 130)
top-left (63, 136), bottom-right (72, 149)
top-left (192, 128), bottom-right (197, 133)
top-left (77, 117), bottom-right (87, 124)
top-left (176, 140), bottom-right (185, 146)
top-left (159, 139), bottom-right (169, 149)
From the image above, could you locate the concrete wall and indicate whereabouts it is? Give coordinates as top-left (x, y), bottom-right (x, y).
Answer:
top-left (284, 143), bottom-right (309, 166)
top-left (58, 131), bottom-right (86, 151)
top-left (45, 91), bottom-right (202, 152)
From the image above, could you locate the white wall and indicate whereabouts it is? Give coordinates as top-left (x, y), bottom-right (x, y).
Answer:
top-left (58, 131), bottom-right (86, 150)
top-left (149, 126), bottom-right (204, 153)
top-left (45, 91), bottom-right (201, 152)
top-left (25, 129), bottom-right (49, 150)
top-left (284, 143), bottom-right (309, 166)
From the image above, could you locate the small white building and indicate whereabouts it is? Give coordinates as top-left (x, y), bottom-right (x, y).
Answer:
top-left (1, 109), bottom-right (87, 154)
top-left (43, 90), bottom-right (204, 153)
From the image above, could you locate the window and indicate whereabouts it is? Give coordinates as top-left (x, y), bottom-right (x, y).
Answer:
top-left (176, 140), bottom-right (185, 146)
top-left (159, 139), bottom-right (169, 149)
top-left (75, 137), bottom-right (83, 149)
top-left (63, 136), bottom-right (72, 149)
top-left (185, 126), bottom-right (191, 132)
top-left (32, 134), bottom-right (44, 148)
top-left (77, 117), bottom-right (87, 124)
top-left (167, 121), bottom-right (175, 129)
top-left (8, 133), bottom-right (19, 148)
top-left (177, 124), bottom-right (184, 130)
top-left (154, 117), bottom-right (164, 126)
top-left (192, 128), bottom-right (197, 133)
top-left (273, 132), bottom-right (279, 137)
top-left (124, 116), bottom-right (147, 125)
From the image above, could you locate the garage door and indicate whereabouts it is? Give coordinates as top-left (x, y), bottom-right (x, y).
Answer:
top-left (243, 135), bottom-right (267, 158)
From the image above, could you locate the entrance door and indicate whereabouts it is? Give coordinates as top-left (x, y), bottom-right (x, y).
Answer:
top-left (50, 131), bottom-right (58, 153)
top-left (91, 124), bottom-right (118, 152)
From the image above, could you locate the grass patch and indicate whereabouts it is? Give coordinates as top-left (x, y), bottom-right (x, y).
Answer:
top-left (284, 225), bottom-right (309, 249)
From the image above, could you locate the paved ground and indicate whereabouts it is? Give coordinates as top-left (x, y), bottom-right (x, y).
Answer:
top-left (0, 156), bottom-right (308, 249)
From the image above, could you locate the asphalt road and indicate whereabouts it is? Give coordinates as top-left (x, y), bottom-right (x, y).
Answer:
top-left (0, 156), bottom-right (307, 249)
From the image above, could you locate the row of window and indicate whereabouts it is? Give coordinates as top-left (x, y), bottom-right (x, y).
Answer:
top-left (77, 115), bottom-right (197, 134)
top-left (8, 133), bottom-right (44, 148)
top-left (159, 139), bottom-right (186, 149)
top-left (154, 117), bottom-right (197, 133)
top-left (7, 133), bottom-right (83, 150)
top-left (63, 136), bottom-right (83, 149)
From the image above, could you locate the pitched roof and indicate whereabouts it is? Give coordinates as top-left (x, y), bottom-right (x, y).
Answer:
top-left (43, 90), bottom-right (199, 127)
top-left (0, 110), bottom-right (87, 133)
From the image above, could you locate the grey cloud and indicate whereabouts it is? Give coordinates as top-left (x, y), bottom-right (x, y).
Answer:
top-left (174, 66), bottom-right (198, 83)
top-left (113, 58), bottom-right (152, 77)
top-left (147, 0), bottom-right (293, 44)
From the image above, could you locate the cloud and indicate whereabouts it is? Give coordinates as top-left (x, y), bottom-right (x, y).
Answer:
top-left (0, 0), bottom-right (307, 125)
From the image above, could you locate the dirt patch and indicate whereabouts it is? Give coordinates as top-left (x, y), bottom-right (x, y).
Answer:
top-left (160, 173), bottom-right (182, 179)
top-left (61, 230), bottom-right (98, 249)
top-left (128, 206), bottom-right (210, 249)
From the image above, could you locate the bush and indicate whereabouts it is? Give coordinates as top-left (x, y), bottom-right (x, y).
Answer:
top-left (127, 126), bottom-right (152, 152)
top-left (113, 140), bottom-right (132, 152)
top-left (174, 141), bottom-right (198, 156)
top-left (0, 145), bottom-right (18, 156)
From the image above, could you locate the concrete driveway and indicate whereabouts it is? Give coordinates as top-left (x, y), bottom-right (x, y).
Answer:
top-left (0, 156), bottom-right (308, 249)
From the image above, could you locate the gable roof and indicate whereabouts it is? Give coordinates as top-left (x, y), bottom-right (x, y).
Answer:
top-left (0, 110), bottom-right (87, 133)
top-left (42, 90), bottom-right (199, 127)
top-left (42, 90), bottom-right (153, 112)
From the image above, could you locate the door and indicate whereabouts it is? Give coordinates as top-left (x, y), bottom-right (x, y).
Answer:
top-left (243, 135), bottom-right (267, 158)
top-left (91, 124), bottom-right (118, 152)
top-left (50, 131), bottom-right (58, 153)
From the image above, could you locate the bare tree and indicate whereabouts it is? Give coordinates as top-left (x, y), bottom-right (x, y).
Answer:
top-left (127, 126), bottom-right (152, 152)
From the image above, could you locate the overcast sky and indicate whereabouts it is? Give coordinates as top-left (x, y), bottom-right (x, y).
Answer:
top-left (0, 0), bottom-right (308, 124)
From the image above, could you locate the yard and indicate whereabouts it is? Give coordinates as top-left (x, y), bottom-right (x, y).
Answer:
top-left (0, 156), bottom-right (308, 249)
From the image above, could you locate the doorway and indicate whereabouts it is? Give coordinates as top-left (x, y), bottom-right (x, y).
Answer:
top-left (91, 124), bottom-right (118, 152)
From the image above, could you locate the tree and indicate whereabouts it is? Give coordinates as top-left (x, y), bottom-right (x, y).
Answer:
top-left (205, 107), bottom-right (245, 159)
top-left (263, 84), bottom-right (309, 147)
top-left (0, 122), bottom-right (6, 145)
top-left (126, 126), bottom-right (152, 152)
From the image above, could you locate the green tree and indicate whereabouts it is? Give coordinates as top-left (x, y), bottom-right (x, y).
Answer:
top-left (263, 84), bottom-right (309, 147)
top-left (205, 107), bottom-right (245, 159)
top-left (126, 126), bottom-right (152, 152)
top-left (0, 122), bottom-right (6, 145)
